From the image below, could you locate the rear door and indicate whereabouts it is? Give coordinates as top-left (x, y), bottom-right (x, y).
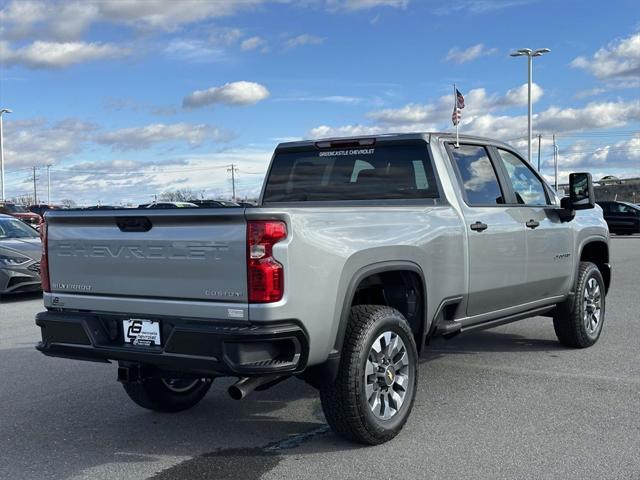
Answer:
top-left (446, 143), bottom-right (527, 317)
top-left (492, 147), bottom-right (573, 302)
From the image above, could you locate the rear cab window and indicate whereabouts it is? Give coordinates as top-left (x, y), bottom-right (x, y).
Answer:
top-left (262, 143), bottom-right (439, 203)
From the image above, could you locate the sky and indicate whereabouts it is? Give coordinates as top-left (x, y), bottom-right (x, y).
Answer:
top-left (0, 0), bottom-right (639, 205)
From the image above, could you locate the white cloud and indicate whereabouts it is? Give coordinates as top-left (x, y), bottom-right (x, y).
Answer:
top-left (571, 32), bottom-right (640, 80)
top-left (0, 0), bottom-right (48, 38)
top-left (164, 39), bottom-right (228, 63)
top-left (13, 148), bottom-right (274, 205)
top-left (47, 2), bottom-right (99, 40)
top-left (95, 0), bottom-right (265, 30)
top-left (535, 101), bottom-right (640, 133)
top-left (209, 27), bottom-right (244, 46)
top-left (324, 0), bottom-right (409, 11)
top-left (183, 81), bottom-right (270, 108)
top-left (308, 84), bottom-right (640, 174)
top-left (240, 36), bottom-right (267, 51)
top-left (445, 43), bottom-right (497, 63)
top-left (433, 0), bottom-right (536, 15)
top-left (285, 34), bottom-right (325, 48)
top-left (499, 83), bottom-right (543, 106)
top-left (104, 98), bottom-right (177, 116)
top-left (547, 135), bottom-right (640, 171)
top-left (309, 124), bottom-right (391, 138)
top-left (275, 95), bottom-right (364, 104)
top-left (367, 83), bottom-right (543, 125)
top-left (1, 0), bottom-right (407, 42)
top-left (96, 123), bottom-right (232, 150)
top-left (0, 40), bottom-right (129, 68)
top-left (1, 118), bottom-right (96, 168)
top-left (574, 87), bottom-right (608, 99)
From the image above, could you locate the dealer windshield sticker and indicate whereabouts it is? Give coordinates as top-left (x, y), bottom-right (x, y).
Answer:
top-left (319, 148), bottom-right (375, 157)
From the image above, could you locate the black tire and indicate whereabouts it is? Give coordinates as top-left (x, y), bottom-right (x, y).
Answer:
top-left (553, 261), bottom-right (606, 348)
top-left (122, 376), bottom-right (213, 412)
top-left (320, 305), bottom-right (418, 445)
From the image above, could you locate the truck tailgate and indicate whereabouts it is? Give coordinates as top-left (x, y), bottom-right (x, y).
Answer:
top-left (46, 209), bottom-right (247, 303)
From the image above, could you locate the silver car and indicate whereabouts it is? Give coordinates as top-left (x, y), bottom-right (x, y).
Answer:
top-left (0, 214), bottom-right (42, 294)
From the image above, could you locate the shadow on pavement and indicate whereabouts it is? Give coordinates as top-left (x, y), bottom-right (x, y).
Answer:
top-left (420, 328), bottom-right (564, 363)
top-left (1, 321), bottom-right (567, 480)
top-left (0, 291), bottom-right (43, 304)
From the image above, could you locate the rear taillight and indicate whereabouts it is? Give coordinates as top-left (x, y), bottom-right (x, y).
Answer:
top-left (40, 221), bottom-right (50, 292)
top-left (247, 220), bottom-right (287, 303)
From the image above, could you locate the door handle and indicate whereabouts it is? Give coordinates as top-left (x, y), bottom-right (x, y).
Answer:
top-left (526, 219), bottom-right (540, 229)
top-left (470, 221), bottom-right (488, 232)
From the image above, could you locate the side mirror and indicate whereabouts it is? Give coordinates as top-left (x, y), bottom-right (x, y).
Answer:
top-left (568, 172), bottom-right (595, 210)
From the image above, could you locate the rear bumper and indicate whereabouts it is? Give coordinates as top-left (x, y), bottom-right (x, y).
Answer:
top-left (36, 311), bottom-right (308, 377)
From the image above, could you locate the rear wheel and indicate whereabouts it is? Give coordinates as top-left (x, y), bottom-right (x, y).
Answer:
top-left (320, 305), bottom-right (418, 445)
top-left (553, 261), bottom-right (605, 348)
top-left (122, 376), bottom-right (213, 412)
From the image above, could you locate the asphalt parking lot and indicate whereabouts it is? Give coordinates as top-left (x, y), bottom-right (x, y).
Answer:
top-left (1, 237), bottom-right (638, 480)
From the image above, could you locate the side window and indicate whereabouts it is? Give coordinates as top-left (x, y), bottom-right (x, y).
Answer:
top-left (614, 203), bottom-right (637, 214)
top-left (449, 145), bottom-right (505, 205)
top-left (412, 160), bottom-right (430, 190)
top-left (496, 149), bottom-right (549, 205)
top-left (350, 159), bottom-right (375, 182)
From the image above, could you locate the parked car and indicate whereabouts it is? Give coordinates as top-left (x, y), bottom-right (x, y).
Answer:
top-left (145, 202), bottom-right (199, 209)
top-left (83, 205), bottom-right (126, 210)
top-left (596, 201), bottom-right (640, 235)
top-left (36, 133), bottom-right (610, 445)
top-left (0, 214), bottom-right (41, 295)
top-left (191, 200), bottom-right (240, 208)
top-left (0, 202), bottom-right (42, 228)
top-left (29, 204), bottom-right (62, 217)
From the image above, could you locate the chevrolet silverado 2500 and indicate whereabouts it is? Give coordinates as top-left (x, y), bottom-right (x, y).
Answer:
top-left (35, 133), bottom-right (610, 444)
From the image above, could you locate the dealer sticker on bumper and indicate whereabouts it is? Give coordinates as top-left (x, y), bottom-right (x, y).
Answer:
top-left (123, 319), bottom-right (161, 346)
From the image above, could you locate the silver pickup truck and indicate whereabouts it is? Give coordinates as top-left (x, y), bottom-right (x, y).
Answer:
top-left (36, 133), bottom-right (610, 444)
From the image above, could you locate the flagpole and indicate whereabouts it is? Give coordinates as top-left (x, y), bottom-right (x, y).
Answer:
top-left (454, 83), bottom-right (459, 147)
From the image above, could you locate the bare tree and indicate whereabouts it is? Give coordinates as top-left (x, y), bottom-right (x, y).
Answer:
top-left (59, 199), bottom-right (77, 208)
top-left (10, 195), bottom-right (35, 205)
top-left (158, 189), bottom-right (196, 202)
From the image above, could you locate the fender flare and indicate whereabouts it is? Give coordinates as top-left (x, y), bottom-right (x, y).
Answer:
top-left (332, 260), bottom-right (428, 355)
top-left (576, 235), bottom-right (611, 292)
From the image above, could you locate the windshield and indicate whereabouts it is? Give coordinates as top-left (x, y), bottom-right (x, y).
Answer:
top-left (0, 218), bottom-right (40, 239)
top-left (263, 144), bottom-right (439, 203)
top-left (3, 204), bottom-right (28, 213)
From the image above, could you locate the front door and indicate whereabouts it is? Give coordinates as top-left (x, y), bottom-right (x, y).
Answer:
top-left (492, 147), bottom-right (573, 302)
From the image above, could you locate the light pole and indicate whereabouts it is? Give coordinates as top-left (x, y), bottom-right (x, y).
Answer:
top-left (0, 108), bottom-right (12, 201)
top-left (509, 48), bottom-right (550, 164)
top-left (47, 164), bottom-right (53, 204)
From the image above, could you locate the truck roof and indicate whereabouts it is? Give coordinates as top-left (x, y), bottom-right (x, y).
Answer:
top-left (275, 132), bottom-right (516, 151)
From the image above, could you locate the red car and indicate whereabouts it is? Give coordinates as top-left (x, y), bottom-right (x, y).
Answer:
top-left (0, 202), bottom-right (42, 228)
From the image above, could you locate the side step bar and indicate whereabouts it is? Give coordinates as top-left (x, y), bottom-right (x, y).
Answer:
top-left (436, 305), bottom-right (555, 340)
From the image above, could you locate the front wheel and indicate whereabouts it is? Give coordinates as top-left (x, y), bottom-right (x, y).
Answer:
top-left (320, 305), bottom-right (418, 445)
top-left (122, 375), bottom-right (213, 412)
top-left (553, 261), bottom-right (606, 348)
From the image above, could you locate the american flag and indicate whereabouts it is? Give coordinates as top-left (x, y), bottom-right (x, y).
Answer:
top-left (451, 107), bottom-right (461, 126)
top-left (452, 88), bottom-right (465, 126)
top-left (456, 89), bottom-right (465, 109)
